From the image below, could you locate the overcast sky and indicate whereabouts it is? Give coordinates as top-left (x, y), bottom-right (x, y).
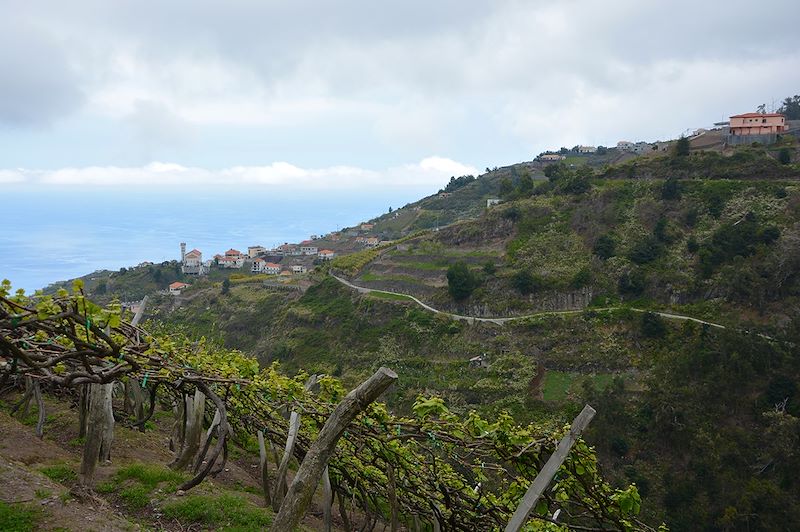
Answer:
top-left (2, 0), bottom-right (799, 190)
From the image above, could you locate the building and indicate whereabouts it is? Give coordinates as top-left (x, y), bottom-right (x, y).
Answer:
top-left (299, 241), bottom-right (318, 255)
top-left (364, 237), bottom-right (380, 248)
top-left (486, 198), bottom-right (502, 208)
top-left (360, 223), bottom-right (374, 231)
top-left (251, 258), bottom-right (266, 273)
top-left (248, 246), bottom-right (266, 258)
top-left (263, 262), bottom-right (281, 275)
top-left (181, 248), bottom-right (206, 275)
top-left (538, 153), bottom-right (565, 162)
top-left (319, 249), bottom-right (336, 260)
top-left (292, 265), bottom-right (308, 274)
top-left (169, 282), bottom-right (189, 295)
top-left (616, 141), bottom-right (635, 152)
top-left (576, 145), bottom-right (596, 154)
top-left (225, 249), bottom-right (244, 260)
top-left (729, 113), bottom-right (786, 136)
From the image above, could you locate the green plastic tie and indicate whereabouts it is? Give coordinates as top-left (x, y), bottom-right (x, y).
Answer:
top-left (142, 373), bottom-right (149, 387)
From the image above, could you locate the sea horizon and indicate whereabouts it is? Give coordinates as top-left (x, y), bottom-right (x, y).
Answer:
top-left (1, 184), bottom-right (433, 293)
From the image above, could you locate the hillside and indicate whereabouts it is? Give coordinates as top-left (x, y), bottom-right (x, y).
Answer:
top-left (21, 139), bottom-right (800, 531)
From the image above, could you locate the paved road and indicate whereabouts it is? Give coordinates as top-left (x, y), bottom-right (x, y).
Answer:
top-left (331, 274), bottom-right (729, 329)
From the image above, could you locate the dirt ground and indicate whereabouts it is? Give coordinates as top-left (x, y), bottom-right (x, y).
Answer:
top-left (0, 393), bottom-right (343, 531)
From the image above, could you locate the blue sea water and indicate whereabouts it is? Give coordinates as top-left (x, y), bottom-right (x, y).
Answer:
top-left (1, 185), bottom-right (427, 292)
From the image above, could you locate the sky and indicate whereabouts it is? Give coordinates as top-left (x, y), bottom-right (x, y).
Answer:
top-left (2, 0), bottom-right (800, 293)
top-left (1, 0), bottom-right (799, 190)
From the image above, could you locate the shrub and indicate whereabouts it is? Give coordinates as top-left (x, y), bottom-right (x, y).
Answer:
top-left (640, 312), bottom-right (667, 338)
top-left (628, 236), bottom-right (663, 265)
top-left (687, 236), bottom-right (699, 254)
top-left (661, 177), bottom-right (681, 200)
top-left (778, 147), bottom-right (791, 165)
top-left (512, 270), bottom-right (544, 295)
top-left (593, 234), bottom-right (616, 260)
top-left (618, 270), bottom-right (646, 296)
top-left (446, 262), bottom-right (478, 301)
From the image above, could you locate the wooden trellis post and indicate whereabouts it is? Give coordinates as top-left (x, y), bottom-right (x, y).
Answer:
top-left (505, 404), bottom-right (596, 532)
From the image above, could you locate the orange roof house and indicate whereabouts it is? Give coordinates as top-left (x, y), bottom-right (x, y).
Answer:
top-left (729, 113), bottom-right (786, 136)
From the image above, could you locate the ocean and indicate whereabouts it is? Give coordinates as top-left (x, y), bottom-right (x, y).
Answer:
top-left (1, 185), bottom-right (426, 292)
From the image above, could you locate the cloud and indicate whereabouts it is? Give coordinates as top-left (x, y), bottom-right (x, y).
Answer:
top-left (7, 157), bottom-right (479, 189)
top-left (0, 20), bottom-right (84, 126)
top-left (0, 170), bottom-right (26, 183)
top-left (2, 0), bottom-right (799, 163)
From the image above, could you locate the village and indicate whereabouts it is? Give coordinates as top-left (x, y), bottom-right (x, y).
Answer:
top-left (167, 223), bottom-right (389, 295)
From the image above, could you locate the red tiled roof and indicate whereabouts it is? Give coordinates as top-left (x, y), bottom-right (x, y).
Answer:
top-left (185, 249), bottom-right (202, 257)
top-left (169, 282), bottom-right (188, 289)
top-left (226, 249), bottom-right (242, 255)
top-left (730, 112), bottom-right (784, 118)
top-left (265, 262), bottom-right (280, 268)
top-left (319, 249), bottom-right (334, 254)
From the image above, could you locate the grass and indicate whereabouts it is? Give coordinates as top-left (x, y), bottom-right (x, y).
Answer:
top-left (368, 291), bottom-right (414, 302)
top-left (162, 493), bottom-right (272, 529)
top-left (119, 485), bottom-right (151, 510)
top-left (39, 463), bottom-right (77, 484)
top-left (542, 371), bottom-right (615, 402)
top-left (0, 500), bottom-right (40, 532)
top-left (97, 462), bottom-right (188, 509)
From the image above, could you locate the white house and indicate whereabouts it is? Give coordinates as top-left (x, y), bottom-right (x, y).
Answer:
top-left (300, 241), bottom-right (318, 255)
top-left (169, 282), bottom-right (189, 295)
top-left (538, 153), bottom-right (565, 162)
top-left (252, 258), bottom-right (266, 273)
top-left (264, 262), bottom-right (281, 275)
top-left (486, 198), bottom-right (502, 208)
top-left (576, 145), bottom-right (596, 154)
top-left (616, 141), bottom-right (635, 151)
top-left (292, 265), bottom-right (308, 274)
top-left (319, 249), bottom-right (336, 260)
top-left (364, 237), bottom-right (380, 248)
top-left (181, 249), bottom-right (206, 275)
top-left (248, 246), bottom-right (266, 258)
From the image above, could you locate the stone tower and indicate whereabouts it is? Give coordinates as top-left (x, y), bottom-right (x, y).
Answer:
top-left (180, 242), bottom-right (186, 262)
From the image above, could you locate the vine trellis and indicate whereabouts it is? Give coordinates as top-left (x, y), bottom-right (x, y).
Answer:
top-left (0, 280), bottom-right (655, 531)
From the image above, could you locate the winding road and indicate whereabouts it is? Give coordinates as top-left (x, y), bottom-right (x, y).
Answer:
top-left (330, 274), bottom-right (729, 329)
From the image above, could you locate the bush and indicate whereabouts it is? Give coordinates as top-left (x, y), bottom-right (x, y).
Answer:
top-left (778, 147), bottom-right (792, 165)
top-left (687, 236), bottom-right (699, 254)
top-left (628, 236), bottom-right (663, 265)
top-left (512, 270), bottom-right (544, 295)
top-left (640, 312), bottom-right (667, 338)
top-left (446, 262), bottom-right (478, 301)
top-left (593, 234), bottom-right (616, 260)
top-left (661, 177), bottom-right (681, 200)
top-left (618, 270), bottom-right (646, 296)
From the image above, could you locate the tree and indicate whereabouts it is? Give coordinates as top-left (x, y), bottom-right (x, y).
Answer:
top-left (661, 177), bottom-right (681, 200)
top-left (446, 262), bottom-right (478, 301)
top-left (674, 136), bottom-right (690, 157)
top-left (512, 270), bottom-right (543, 295)
top-left (499, 177), bottom-right (513, 198)
top-left (222, 278), bottom-right (231, 295)
top-left (640, 312), bottom-right (666, 338)
top-left (778, 147), bottom-right (792, 165)
top-left (777, 94), bottom-right (800, 120)
top-left (593, 234), bottom-right (616, 260)
top-left (596, 146), bottom-right (608, 155)
top-left (516, 172), bottom-right (534, 197)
